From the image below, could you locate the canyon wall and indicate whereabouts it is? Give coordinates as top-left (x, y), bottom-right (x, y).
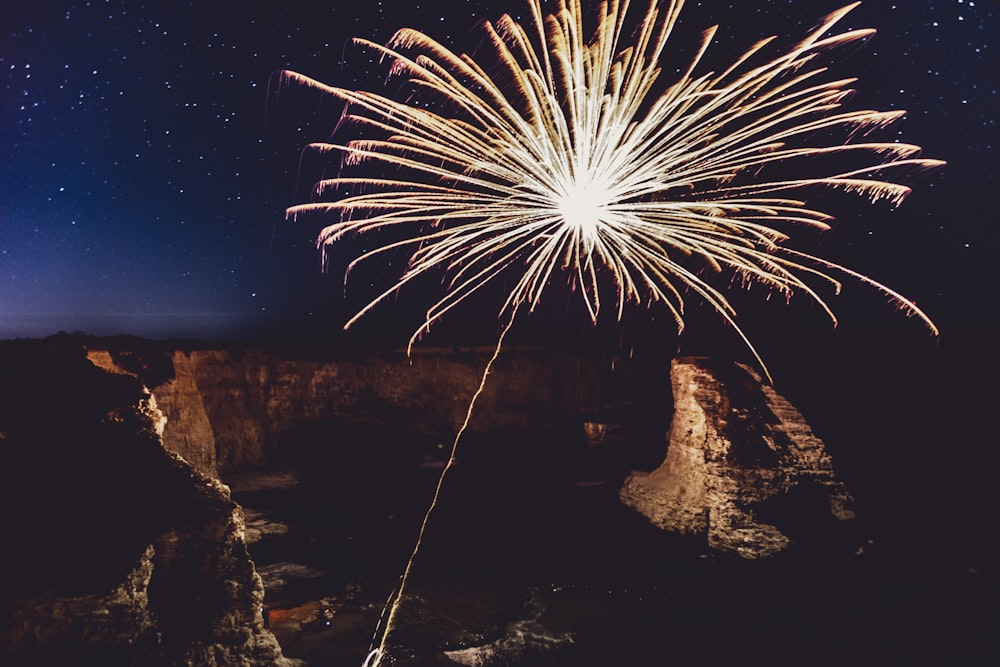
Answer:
top-left (89, 345), bottom-right (607, 479)
top-left (87, 342), bottom-right (853, 563)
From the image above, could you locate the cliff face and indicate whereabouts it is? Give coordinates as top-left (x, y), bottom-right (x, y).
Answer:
top-left (87, 344), bottom-right (851, 563)
top-left (4, 337), bottom-right (865, 665)
top-left (1, 339), bottom-right (287, 666)
top-left (149, 352), bottom-right (221, 478)
top-left (620, 356), bottom-right (854, 559)
top-left (89, 346), bottom-right (604, 479)
top-left (144, 469), bottom-right (286, 667)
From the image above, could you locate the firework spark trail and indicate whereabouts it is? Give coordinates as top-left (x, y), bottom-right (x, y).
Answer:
top-left (281, 1), bottom-right (941, 663)
top-left (362, 310), bottom-right (518, 667)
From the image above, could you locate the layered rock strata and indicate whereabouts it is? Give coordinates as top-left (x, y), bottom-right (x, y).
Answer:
top-left (620, 356), bottom-right (855, 558)
top-left (89, 345), bottom-right (604, 479)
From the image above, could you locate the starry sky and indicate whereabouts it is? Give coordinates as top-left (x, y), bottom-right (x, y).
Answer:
top-left (1, 0), bottom-right (997, 345)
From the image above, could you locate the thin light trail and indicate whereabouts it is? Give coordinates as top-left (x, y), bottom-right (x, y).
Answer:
top-left (364, 310), bottom-right (518, 667)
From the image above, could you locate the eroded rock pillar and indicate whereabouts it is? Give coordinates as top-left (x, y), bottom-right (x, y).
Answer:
top-left (620, 357), bottom-right (854, 558)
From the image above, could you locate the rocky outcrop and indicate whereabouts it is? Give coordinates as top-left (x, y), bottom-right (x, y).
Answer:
top-left (145, 468), bottom-right (287, 667)
top-left (2, 545), bottom-right (161, 666)
top-left (620, 356), bottom-right (854, 558)
top-left (0, 338), bottom-right (288, 666)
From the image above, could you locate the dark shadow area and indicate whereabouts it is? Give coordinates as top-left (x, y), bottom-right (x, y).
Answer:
top-left (0, 337), bottom-right (285, 666)
top-left (0, 339), bottom-right (191, 598)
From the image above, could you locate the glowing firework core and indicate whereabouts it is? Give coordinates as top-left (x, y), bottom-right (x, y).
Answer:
top-left (556, 179), bottom-right (610, 235)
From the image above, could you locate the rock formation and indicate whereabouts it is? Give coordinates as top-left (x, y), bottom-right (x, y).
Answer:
top-left (620, 356), bottom-right (855, 558)
top-left (88, 344), bottom-right (605, 479)
top-left (4, 336), bottom-right (863, 665)
top-left (0, 338), bottom-right (288, 666)
top-left (6, 337), bottom-right (612, 665)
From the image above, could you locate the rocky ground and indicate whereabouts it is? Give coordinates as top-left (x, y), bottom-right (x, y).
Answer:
top-left (2, 334), bottom-right (995, 665)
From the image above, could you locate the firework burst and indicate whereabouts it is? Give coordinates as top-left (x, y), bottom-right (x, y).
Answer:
top-left (280, 2), bottom-right (941, 662)
top-left (284, 0), bottom-right (941, 378)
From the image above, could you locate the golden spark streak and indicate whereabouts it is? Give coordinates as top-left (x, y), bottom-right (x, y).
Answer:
top-left (281, 1), bottom-right (942, 663)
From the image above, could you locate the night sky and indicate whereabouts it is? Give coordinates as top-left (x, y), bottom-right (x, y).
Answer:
top-left (2, 0), bottom-right (998, 348)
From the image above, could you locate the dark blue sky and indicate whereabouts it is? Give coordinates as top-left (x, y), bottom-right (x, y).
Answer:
top-left (1, 0), bottom-right (997, 343)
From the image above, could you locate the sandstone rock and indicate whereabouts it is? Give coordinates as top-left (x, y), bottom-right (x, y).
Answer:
top-left (620, 356), bottom-right (854, 558)
top-left (97, 345), bottom-right (604, 477)
top-left (2, 545), bottom-right (161, 666)
top-left (149, 352), bottom-right (221, 478)
top-left (145, 474), bottom-right (289, 667)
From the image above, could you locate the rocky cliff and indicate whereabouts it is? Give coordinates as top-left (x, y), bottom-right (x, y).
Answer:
top-left (4, 336), bottom-right (862, 665)
top-left (620, 356), bottom-right (855, 559)
top-left (86, 342), bottom-right (852, 564)
top-left (0, 338), bottom-right (288, 666)
top-left (88, 345), bottom-right (606, 479)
